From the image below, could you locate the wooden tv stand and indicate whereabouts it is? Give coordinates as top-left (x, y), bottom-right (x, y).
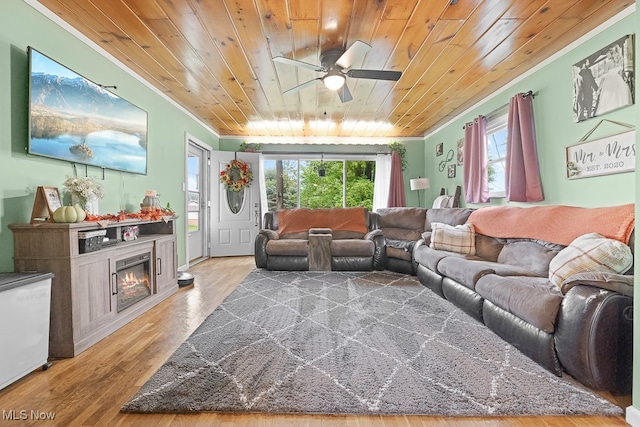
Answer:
top-left (9, 218), bottom-right (178, 358)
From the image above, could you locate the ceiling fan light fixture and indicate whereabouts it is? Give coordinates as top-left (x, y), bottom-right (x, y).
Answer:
top-left (275, 41), bottom-right (398, 103)
top-left (323, 74), bottom-right (345, 91)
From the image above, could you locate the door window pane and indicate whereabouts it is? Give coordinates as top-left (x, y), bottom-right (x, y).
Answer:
top-left (187, 154), bottom-right (201, 232)
top-left (187, 156), bottom-right (199, 191)
top-left (187, 191), bottom-right (199, 232)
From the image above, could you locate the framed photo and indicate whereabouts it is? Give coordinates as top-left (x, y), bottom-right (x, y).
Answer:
top-left (43, 187), bottom-right (62, 211)
top-left (31, 186), bottom-right (62, 223)
top-left (447, 164), bottom-right (456, 178)
top-left (457, 138), bottom-right (464, 165)
top-left (573, 34), bottom-right (634, 122)
top-left (436, 143), bottom-right (443, 157)
top-left (566, 130), bottom-right (635, 179)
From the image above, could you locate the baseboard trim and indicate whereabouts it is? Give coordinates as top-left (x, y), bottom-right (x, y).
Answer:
top-left (627, 405), bottom-right (640, 426)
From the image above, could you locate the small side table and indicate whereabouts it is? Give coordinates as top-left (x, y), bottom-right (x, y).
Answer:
top-left (308, 228), bottom-right (332, 271)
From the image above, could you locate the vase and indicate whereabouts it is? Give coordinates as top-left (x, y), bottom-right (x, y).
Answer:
top-left (72, 194), bottom-right (99, 215)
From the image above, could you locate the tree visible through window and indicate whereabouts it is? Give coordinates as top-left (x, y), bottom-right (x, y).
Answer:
top-left (263, 158), bottom-right (375, 211)
top-left (264, 159), bottom-right (298, 210)
top-left (300, 160), bottom-right (343, 208)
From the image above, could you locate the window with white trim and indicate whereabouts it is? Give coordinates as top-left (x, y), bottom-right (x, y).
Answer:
top-left (262, 155), bottom-right (376, 211)
top-left (486, 110), bottom-right (508, 198)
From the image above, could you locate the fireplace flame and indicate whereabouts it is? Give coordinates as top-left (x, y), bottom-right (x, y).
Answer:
top-left (120, 272), bottom-right (150, 295)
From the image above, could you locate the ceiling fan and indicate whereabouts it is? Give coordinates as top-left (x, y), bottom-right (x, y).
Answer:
top-left (273, 40), bottom-right (402, 103)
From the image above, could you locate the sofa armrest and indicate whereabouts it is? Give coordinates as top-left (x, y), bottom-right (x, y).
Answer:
top-left (412, 237), bottom-right (428, 273)
top-left (365, 229), bottom-right (386, 270)
top-left (555, 285), bottom-right (633, 393)
top-left (560, 272), bottom-right (634, 297)
top-left (369, 212), bottom-right (380, 230)
top-left (260, 229), bottom-right (279, 240)
top-left (263, 212), bottom-right (276, 230)
top-left (420, 231), bottom-right (432, 246)
top-left (364, 228), bottom-right (383, 239)
top-left (255, 229), bottom-right (279, 268)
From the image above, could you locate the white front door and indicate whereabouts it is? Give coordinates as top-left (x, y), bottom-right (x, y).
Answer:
top-left (211, 151), bottom-right (261, 256)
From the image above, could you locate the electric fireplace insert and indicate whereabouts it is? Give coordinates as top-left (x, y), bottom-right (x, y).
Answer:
top-left (115, 252), bottom-right (151, 312)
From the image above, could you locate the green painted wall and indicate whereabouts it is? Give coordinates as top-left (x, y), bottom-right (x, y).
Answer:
top-left (0, 0), bottom-right (219, 271)
top-left (219, 139), bottom-right (427, 207)
top-left (424, 13), bottom-right (636, 209)
top-left (422, 11), bottom-right (638, 416)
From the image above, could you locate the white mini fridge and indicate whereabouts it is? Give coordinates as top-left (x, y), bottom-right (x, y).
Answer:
top-left (0, 272), bottom-right (53, 390)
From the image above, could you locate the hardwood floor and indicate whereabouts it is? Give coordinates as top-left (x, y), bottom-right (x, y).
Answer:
top-left (0, 256), bottom-right (631, 426)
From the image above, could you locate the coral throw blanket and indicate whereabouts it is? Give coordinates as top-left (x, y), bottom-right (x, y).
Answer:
top-left (278, 207), bottom-right (368, 235)
top-left (468, 204), bottom-right (635, 246)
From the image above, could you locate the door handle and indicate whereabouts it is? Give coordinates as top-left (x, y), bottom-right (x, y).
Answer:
top-left (111, 272), bottom-right (118, 295)
top-left (254, 209), bottom-right (259, 226)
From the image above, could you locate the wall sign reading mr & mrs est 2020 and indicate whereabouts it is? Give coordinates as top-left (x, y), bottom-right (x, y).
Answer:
top-left (566, 129), bottom-right (635, 179)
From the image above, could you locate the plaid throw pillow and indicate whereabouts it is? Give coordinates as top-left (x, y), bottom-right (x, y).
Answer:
top-left (429, 222), bottom-right (476, 255)
top-left (548, 233), bottom-right (633, 287)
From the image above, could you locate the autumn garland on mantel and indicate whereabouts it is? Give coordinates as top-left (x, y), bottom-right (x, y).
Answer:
top-left (220, 159), bottom-right (253, 191)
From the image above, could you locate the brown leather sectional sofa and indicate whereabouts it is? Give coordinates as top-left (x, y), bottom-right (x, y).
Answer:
top-left (408, 205), bottom-right (634, 394)
top-left (255, 204), bottom-right (634, 393)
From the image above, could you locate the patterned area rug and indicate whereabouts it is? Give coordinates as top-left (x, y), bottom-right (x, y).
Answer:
top-left (122, 270), bottom-right (622, 416)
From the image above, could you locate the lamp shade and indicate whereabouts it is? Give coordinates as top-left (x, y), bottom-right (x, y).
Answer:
top-left (410, 177), bottom-right (430, 191)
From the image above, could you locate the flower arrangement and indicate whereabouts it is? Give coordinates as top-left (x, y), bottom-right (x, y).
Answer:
top-left (220, 159), bottom-right (253, 191)
top-left (63, 176), bottom-right (104, 210)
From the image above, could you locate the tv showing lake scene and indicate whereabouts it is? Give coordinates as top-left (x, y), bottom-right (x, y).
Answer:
top-left (28, 47), bottom-right (148, 175)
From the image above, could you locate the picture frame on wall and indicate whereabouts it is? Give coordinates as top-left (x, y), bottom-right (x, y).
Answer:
top-left (447, 164), bottom-right (456, 178)
top-left (572, 34), bottom-right (634, 122)
top-left (566, 129), bottom-right (635, 179)
top-left (436, 143), bottom-right (443, 157)
top-left (457, 138), bottom-right (464, 165)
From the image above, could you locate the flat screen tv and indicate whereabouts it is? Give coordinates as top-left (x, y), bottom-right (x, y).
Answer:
top-left (28, 47), bottom-right (148, 175)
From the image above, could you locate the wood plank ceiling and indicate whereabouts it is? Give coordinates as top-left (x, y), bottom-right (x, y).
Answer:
top-left (37, 0), bottom-right (633, 140)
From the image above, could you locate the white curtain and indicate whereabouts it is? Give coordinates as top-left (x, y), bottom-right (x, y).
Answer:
top-left (372, 153), bottom-right (391, 212)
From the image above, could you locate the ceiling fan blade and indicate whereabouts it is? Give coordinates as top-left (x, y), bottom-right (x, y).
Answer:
top-left (337, 83), bottom-right (353, 103)
top-left (336, 40), bottom-right (372, 69)
top-left (273, 56), bottom-right (324, 72)
top-left (347, 69), bottom-right (402, 81)
top-left (282, 78), bottom-right (321, 95)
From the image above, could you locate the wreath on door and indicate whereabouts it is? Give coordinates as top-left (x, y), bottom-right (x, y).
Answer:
top-left (220, 159), bottom-right (253, 191)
